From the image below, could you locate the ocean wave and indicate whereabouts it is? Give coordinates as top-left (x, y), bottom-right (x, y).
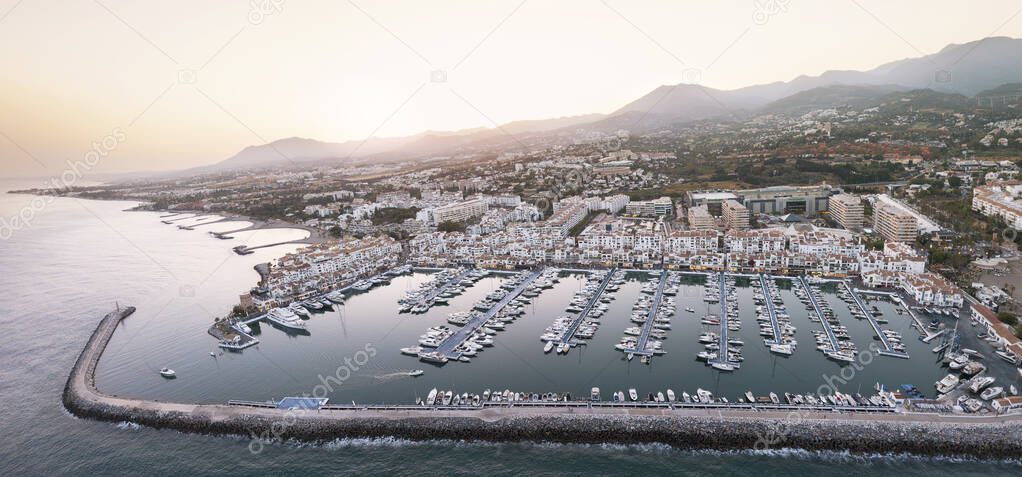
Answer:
top-left (264, 437), bottom-right (1022, 464)
top-left (115, 421), bottom-right (143, 431)
top-left (694, 447), bottom-right (1022, 465)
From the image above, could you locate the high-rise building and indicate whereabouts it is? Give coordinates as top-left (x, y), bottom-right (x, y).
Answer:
top-left (722, 199), bottom-right (750, 230)
top-left (423, 197), bottom-right (488, 225)
top-left (873, 203), bottom-right (918, 242)
top-left (687, 205), bottom-right (716, 230)
top-left (829, 193), bottom-right (864, 231)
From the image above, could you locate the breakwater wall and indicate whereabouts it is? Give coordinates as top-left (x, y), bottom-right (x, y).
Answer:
top-left (63, 308), bottom-right (1022, 459)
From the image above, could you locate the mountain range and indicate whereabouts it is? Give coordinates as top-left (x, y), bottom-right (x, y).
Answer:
top-left (206, 36), bottom-right (1022, 173)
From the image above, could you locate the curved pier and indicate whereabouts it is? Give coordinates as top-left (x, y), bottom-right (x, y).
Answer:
top-left (63, 307), bottom-right (1022, 459)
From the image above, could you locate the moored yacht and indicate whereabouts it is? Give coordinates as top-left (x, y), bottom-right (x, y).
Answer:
top-left (266, 307), bottom-right (306, 330)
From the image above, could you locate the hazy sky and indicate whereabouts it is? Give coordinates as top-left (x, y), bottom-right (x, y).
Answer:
top-left (2, 0), bottom-right (1021, 177)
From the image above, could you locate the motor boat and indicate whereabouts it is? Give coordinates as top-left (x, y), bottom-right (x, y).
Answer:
top-left (159, 368), bottom-right (176, 378)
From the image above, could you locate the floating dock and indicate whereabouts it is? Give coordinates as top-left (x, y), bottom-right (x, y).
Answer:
top-left (797, 276), bottom-right (839, 352)
top-left (413, 268), bottom-right (479, 309)
top-left (622, 270), bottom-right (668, 356)
top-left (556, 268), bottom-right (617, 345)
top-left (433, 268), bottom-right (545, 359)
top-left (758, 274), bottom-right (782, 346)
top-left (709, 272), bottom-right (740, 368)
top-left (841, 282), bottom-right (909, 359)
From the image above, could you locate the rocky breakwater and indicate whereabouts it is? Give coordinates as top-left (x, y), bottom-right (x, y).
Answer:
top-left (63, 308), bottom-right (1022, 459)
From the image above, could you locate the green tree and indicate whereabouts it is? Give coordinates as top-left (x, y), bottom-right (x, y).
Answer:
top-left (438, 221), bottom-right (466, 233)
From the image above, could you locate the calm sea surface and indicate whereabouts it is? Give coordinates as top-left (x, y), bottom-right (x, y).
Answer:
top-left (0, 178), bottom-right (1018, 475)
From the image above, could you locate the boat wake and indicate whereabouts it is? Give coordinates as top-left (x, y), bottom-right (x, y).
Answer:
top-left (371, 371), bottom-right (419, 381)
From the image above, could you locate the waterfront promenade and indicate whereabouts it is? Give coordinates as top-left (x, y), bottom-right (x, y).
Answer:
top-left (63, 306), bottom-right (1022, 459)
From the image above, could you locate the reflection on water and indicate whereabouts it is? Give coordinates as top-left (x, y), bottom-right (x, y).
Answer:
top-left (98, 267), bottom-right (947, 405)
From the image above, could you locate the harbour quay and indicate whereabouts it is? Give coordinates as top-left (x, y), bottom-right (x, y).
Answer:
top-left (196, 264), bottom-right (1022, 416)
top-left (63, 303), bottom-right (1022, 460)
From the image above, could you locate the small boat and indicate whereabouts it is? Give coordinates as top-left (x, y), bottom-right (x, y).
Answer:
top-left (667, 389), bottom-right (676, 402)
top-left (407, 369), bottom-right (424, 377)
top-left (544, 341), bottom-right (555, 353)
top-left (711, 361), bottom-right (735, 372)
top-left (981, 386), bottom-right (1004, 401)
top-left (591, 387), bottom-right (601, 401)
top-left (427, 388), bottom-right (438, 404)
top-left (400, 346), bottom-right (422, 355)
top-left (159, 368), bottom-right (176, 378)
top-left (628, 388), bottom-right (638, 401)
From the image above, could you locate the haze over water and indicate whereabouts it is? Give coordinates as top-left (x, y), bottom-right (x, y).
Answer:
top-left (1, 178), bottom-right (1018, 475)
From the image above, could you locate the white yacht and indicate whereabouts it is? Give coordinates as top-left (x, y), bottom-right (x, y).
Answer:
top-left (266, 307), bottom-right (306, 330)
top-left (981, 386), bottom-right (1004, 401)
top-left (935, 374), bottom-right (960, 394)
top-left (288, 302), bottom-right (310, 318)
top-left (159, 367), bottom-right (176, 378)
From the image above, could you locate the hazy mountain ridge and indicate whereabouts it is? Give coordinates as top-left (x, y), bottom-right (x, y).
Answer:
top-left (203, 36), bottom-right (1022, 174)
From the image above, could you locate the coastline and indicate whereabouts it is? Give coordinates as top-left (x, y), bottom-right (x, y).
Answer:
top-left (64, 308), bottom-right (1022, 459)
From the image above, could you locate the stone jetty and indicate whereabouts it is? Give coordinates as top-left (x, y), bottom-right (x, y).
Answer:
top-left (64, 307), bottom-right (1022, 459)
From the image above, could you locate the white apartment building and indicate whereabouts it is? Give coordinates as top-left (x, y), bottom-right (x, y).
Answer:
top-left (419, 197), bottom-right (489, 225)
top-left (829, 193), bottom-right (864, 231)
top-left (626, 196), bottom-right (673, 217)
top-left (602, 194), bottom-right (631, 214)
top-left (873, 202), bottom-right (918, 243)
top-left (972, 181), bottom-right (1022, 229)
top-left (873, 194), bottom-right (940, 234)
top-left (687, 205), bottom-right (716, 230)
top-left (722, 199), bottom-right (750, 230)
top-left (666, 229), bottom-right (720, 254)
top-left (724, 229), bottom-right (785, 254)
top-left (265, 235), bottom-right (402, 302)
